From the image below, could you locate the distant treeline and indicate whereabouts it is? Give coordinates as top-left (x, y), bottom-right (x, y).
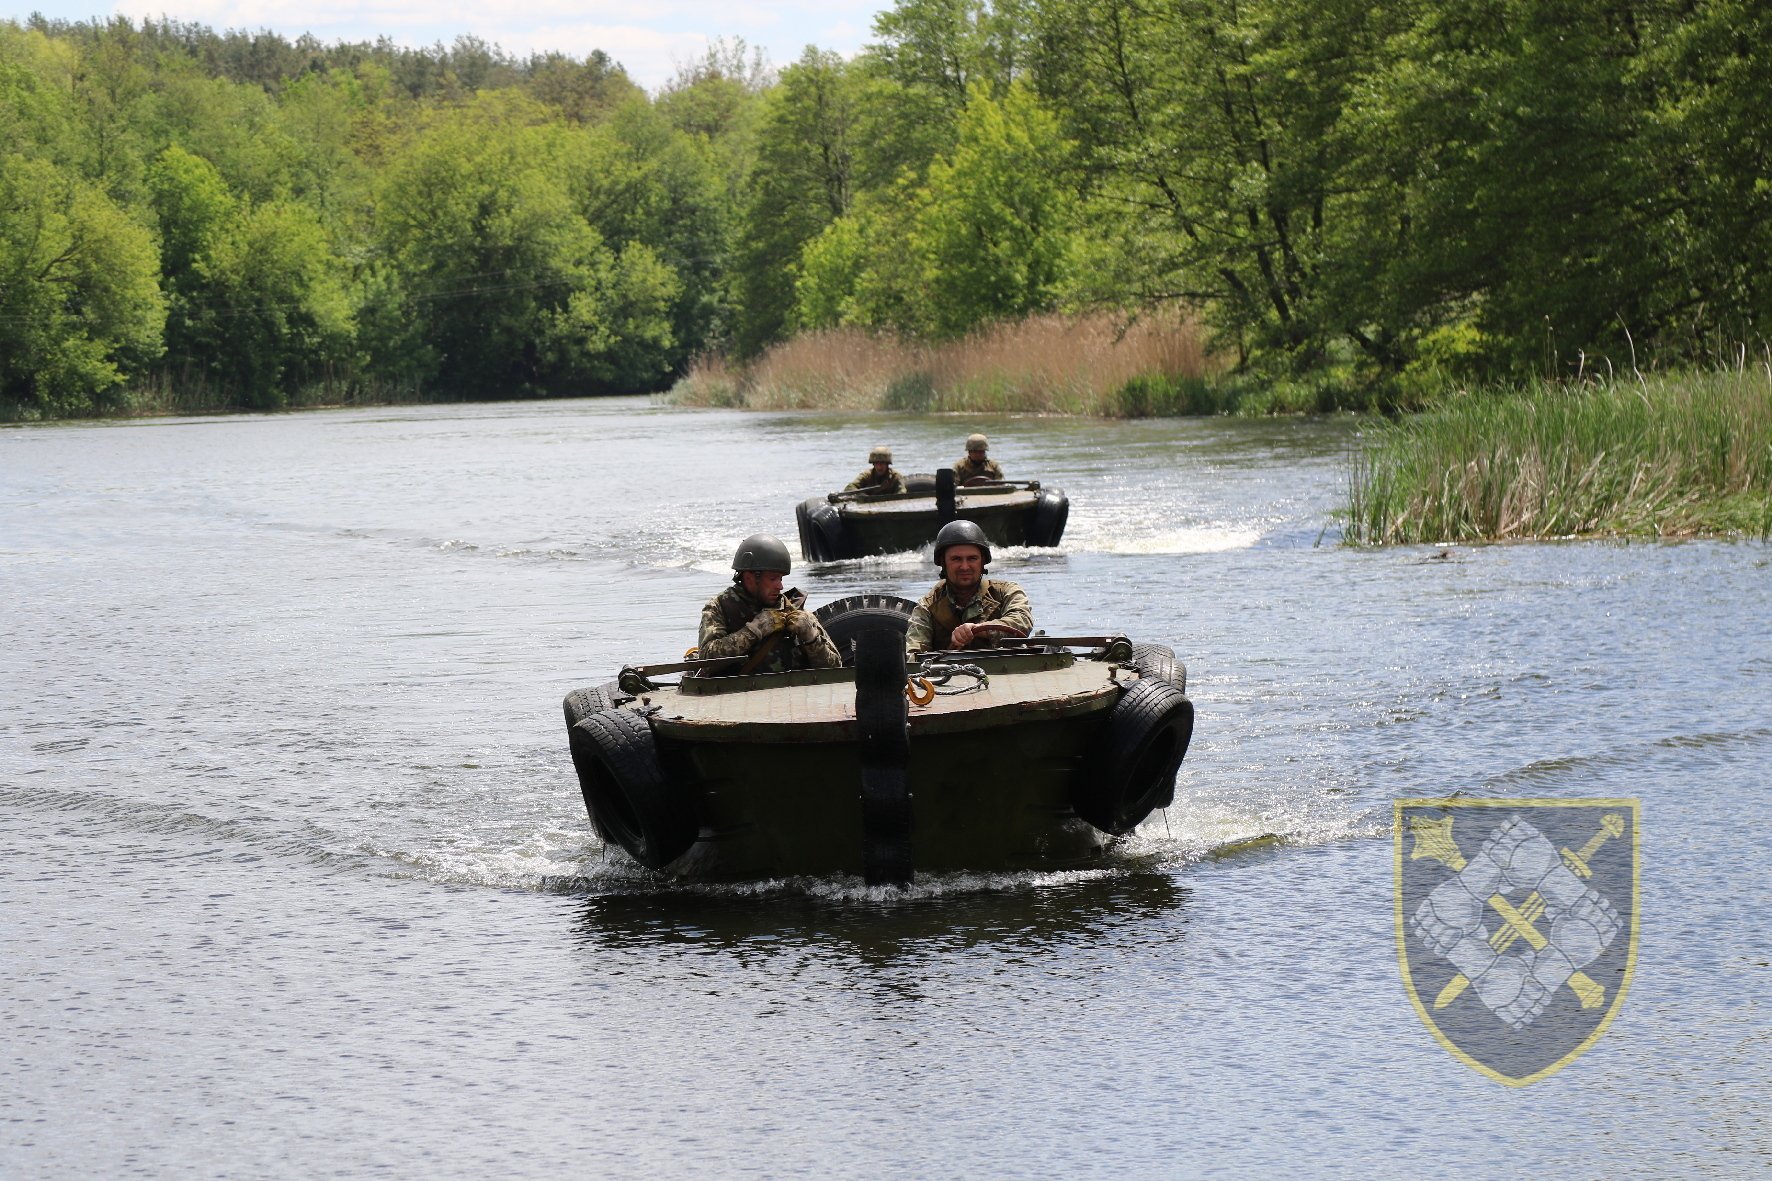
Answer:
top-left (3, 1), bottom-right (1768, 420)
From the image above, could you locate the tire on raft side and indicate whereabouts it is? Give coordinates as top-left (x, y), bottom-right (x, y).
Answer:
top-left (564, 685), bottom-right (629, 840)
top-left (1128, 643), bottom-right (1186, 695)
top-left (1029, 487), bottom-right (1070, 547)
top-left (563, 682), bottom-right (625, 729)
top-left (796, 497), bottom-right (849, 562)
top-left (568, 707), bottom-right (698, 869)
top-left (814, 594), bottom-right (918, 665)
top-left (903, 472), bottom-right (937, 495)
top-left (1072, 677), bottom-right (1195, 835)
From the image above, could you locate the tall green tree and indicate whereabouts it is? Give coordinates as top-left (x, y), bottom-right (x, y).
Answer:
top-left (872, 0), bottom-right (1031, 105)
top-left (373, 94), bottom-right (677, 395)
top-left (191, 199), bottom-right (356, 406)
top-left (564, 97), bottom-right (734, 366)
top-left (524, 50), bottom-right (641, 124)
top-left (731, 49), bottom-right (862, 356)
top-left (1644, 0), bottom-right (1772, 355)
top-left (794, 81), bottom-right (1074, 337)
top-left (144, 143), bottom-right (235, 378)
top-left (1031, 0), bottom-right (1384, 370)
top-left (0, 153), bottom-right (164, 415)
top-left (1, 23), bottom-right (81, 166)
top-left (914, 81), bottom-right (1074, 335)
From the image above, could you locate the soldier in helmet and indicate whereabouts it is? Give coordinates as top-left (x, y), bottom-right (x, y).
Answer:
top-left (904, 519), bottom-right (1032, 658)
top-left (699, 534), bottom-right (841, 674)
top-left (843, 445), bottom-right (906, 495)
top-left (952, 433), bottom-right (1004, 486)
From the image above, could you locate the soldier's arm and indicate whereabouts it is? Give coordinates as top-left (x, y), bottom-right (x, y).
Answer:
top-left (990, 585), bottom-right (1032, 636)
top-left (799, 621), bottom-right (842, 669)
top-left (843, 472), bottom-right (864, 491)
top-left (698, 600), bottom-right (757, 659)
top-left (904, 603), bottom-right (934, 657)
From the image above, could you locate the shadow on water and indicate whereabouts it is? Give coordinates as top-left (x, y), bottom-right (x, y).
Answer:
top-left (567, 871), bottom-right (1189, 969)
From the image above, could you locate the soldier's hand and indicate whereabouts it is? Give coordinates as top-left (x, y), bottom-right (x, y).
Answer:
top-left (788, 612), bottom-right (822, 644)
top-left (744, 609), bottom-right (784, 639)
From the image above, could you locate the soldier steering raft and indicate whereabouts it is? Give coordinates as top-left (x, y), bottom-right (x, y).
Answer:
top-left (952, 433), bottom-right (1004, 486)
top-left (904, 519), bottom-right (1032, 657)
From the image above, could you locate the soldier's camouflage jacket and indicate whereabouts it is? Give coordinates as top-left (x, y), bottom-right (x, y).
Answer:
top-left (699, 583), bottom-right (841, 673)
top-left (951, 457), bottom-right (1004, 482)
top-left (904, 578), bottom-right (1032, 656)
top-left (843, 467), bottom-right (906, 494)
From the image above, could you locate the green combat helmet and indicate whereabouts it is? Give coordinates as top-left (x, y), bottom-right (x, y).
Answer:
top-left (965, 433), bottom-right (988, 452)
top-left (933, 519), bottom-right (992, 567)
top-left (869, 445), bottom-right (893, 463)
top-left (732, 533), bottom-right (792, 574)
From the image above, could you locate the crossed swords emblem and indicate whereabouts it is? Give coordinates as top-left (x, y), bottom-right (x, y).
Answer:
top-left (1408, 810), bottom-right (1626, 1014)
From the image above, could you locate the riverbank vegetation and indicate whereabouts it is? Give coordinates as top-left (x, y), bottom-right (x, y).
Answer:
top-left (1346, 366), bottom-right (1772, 543)
top-left (665, 311), bottom-right (1318, 416)
top-left (4, 1), bottom-right (1769, 425)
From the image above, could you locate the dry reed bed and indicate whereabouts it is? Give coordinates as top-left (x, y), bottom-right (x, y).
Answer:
top-left (1346, 369), bottom-right (1772, 543)
top-left (669, 312), bottom-right (1218, 414)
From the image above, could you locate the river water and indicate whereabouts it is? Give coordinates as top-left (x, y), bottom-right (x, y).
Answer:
top-left (2, 398), bottom-right (1767, 1177)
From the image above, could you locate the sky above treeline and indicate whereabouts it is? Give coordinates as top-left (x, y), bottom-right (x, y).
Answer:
top-left (12, 0), bottom-right (892, 91)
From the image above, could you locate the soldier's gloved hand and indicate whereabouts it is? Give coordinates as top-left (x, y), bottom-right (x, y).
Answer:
top-left (788, 612), bottom-right (822, 644)
top-left (743, 610), bottom-right (784, 640)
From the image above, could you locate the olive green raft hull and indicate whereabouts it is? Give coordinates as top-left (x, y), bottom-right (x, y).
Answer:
top-left (664, 686), bottom-right (1115, 878)
top-left (565, 646), bottom-right (1192, 881)
top-left (797, 479), bottom-right (1069, 561)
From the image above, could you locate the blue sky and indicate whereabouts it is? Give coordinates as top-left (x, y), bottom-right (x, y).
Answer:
top-left (12, 1), bottom-right (893, 91)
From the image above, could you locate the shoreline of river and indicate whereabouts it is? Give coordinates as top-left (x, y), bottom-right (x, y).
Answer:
top-left (12, 352), bottom-right (1767, 548)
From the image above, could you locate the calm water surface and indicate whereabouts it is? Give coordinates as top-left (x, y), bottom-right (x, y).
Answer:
top-left (3, 399), bottom-right (1767, 1177)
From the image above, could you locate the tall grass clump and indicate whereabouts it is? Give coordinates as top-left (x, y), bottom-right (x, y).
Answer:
top-left (1346, 366), bottom-right (1772, 543)
top-left (667, 311), bottom-right (1227, 414)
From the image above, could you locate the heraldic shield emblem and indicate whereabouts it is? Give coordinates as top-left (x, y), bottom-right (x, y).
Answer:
top-left (1395, 798), bottom-right (1640, 1085)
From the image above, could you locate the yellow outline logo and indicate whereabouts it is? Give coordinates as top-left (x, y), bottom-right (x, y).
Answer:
top-left (1394, 798), bottom-right (1640, 1085)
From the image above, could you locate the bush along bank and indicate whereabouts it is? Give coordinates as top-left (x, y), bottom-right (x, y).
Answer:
top-left (1344, 368), bottom-right (1772, 544)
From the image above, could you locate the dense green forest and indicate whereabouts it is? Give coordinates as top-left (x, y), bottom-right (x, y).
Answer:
top-left (3, 0), bottom-right (1767, 420)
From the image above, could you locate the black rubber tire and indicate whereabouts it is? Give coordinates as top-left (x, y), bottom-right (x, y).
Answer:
top-left (793, 492), bottom-right (847, 563)
top-left (1073, 678), bottom-right (1195, 836)
top-left (935, 466), bottom-right (957, 522)
top-left (568, 708), bottom-right (698, 869)
top-left (904, 472), bottom-right (937, 495)
top-left (564, 685), bottom-right (626, 842)
top-left (853, 628), bottom-right (913, 886)
top-left (1029, 487), bottom-right (1070, 547)
top-left (815, 594), bottom-right (918, 665)
top-left (563, 682), bottom-right (623, 730)
top-left (1128, 644), bottom-right (1186, 694)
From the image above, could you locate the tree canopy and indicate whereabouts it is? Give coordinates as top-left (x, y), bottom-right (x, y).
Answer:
top-left (3, 1), bottom-right (1768, 417)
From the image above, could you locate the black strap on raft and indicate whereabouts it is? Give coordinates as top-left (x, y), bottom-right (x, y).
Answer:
top-left (853, 627), bottom-right (913, 886)
top-left (935, 466), bottom-right (957, 523)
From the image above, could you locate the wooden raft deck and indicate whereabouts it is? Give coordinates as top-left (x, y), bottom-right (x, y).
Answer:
top-left (646, 660), bottom-right (1122, 744)
top-left (842, 489), bottom-right (1037, 519)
